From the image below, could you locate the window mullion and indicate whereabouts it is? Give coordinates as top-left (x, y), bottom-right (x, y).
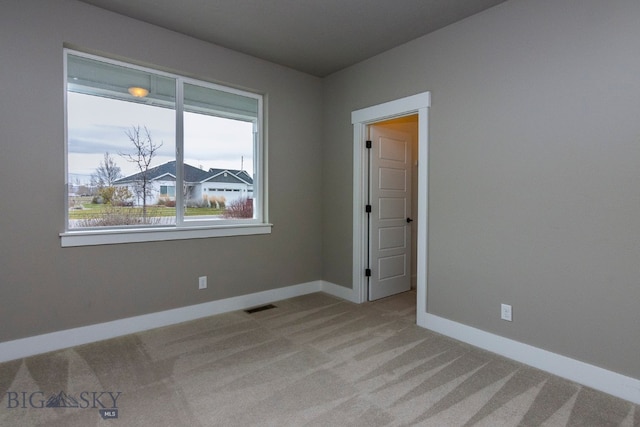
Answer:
top-left (175, 78), bottom-right (185, 226)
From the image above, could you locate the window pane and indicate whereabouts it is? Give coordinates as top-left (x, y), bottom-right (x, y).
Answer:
top-left (67, 54), bottom-right (176, 229)
top-left (183, 83), bottom-right (258, 221)
top-left (65, 51), bottom-right (265, 242)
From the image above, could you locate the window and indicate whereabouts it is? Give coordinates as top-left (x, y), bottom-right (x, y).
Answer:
top-left (63, 50), bottom-right (269, 246)
top-left (159, 185), bottom-right (176, 198)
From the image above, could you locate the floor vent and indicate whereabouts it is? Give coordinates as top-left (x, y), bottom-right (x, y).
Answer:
top-left (245, 304), bottom-right (277, 314)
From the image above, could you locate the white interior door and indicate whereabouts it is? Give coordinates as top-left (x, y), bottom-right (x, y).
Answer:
top-left (368, 125), bottom-right (412, 300)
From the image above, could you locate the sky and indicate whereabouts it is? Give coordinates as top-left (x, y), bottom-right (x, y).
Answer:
top-left (67, 92), bottom-right (255, 185)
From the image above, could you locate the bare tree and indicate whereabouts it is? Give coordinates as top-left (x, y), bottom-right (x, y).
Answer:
top-left (120, 125), bottom-right (163, 219)
top-left (91, 152), bottom-right (122, 189)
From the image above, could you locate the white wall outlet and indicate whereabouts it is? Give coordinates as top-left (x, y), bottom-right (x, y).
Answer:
top-left (198, 276), bottom-right (207, 290)
top-left (501, 304), bottom-right (512, 322)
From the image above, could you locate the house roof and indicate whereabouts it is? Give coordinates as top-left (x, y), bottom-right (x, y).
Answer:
top-left (114, 161), bottom-right (253, 185)
top-left (204, 169), bottom-right (253, 185)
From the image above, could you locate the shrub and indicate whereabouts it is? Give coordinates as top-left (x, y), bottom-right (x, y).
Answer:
top-left (208, 195), bottom-right (226, 209)
top-left (157, 197), bottom-right (175, 207)
top-left (186, 198), bottom-right (217, 208)
top-left (76, 205), bottom-right (164, 227)
top-left (96, 186), bottom-right (133, 206)
top-left (223, 198), bottom-right (253, 219)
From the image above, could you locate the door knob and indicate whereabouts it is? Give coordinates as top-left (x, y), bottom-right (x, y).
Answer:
top-left (406, 218), bottom-right (413, 223)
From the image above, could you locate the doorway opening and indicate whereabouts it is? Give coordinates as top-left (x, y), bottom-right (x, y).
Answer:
top-left (351, 92), bottom-right (430, 327)
top-left (366, 116), bottom-right (418, 300)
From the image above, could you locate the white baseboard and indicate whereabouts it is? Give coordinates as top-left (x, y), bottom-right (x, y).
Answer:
top-left (0, 280), bottom-right (332, 363)
top-left (321, 280), bottom-right (359, 303)
top-left (422, 313), bottom-right (640, 405)
top-left (6, 283), bottom-right (635, 406)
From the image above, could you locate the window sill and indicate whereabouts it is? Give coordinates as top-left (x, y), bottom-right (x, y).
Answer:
top-left (60, 223), bottom-right (272, 247)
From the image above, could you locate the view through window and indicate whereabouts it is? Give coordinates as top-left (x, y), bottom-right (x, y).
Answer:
top-left (66, 51), bottom-right (263, 234)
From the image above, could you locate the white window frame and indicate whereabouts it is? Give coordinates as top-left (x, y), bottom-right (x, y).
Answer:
top-left (61, 50), bottom-right (270, 247)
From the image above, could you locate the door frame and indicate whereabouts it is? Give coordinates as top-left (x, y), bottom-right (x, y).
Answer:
top-left (351, 92), bottom-right (430, 327)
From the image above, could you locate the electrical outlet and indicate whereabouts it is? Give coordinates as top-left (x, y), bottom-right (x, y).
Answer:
top-left (198, 276), bottom-right (207, 290)
top-left (501, 304), bottom-right (512, 321)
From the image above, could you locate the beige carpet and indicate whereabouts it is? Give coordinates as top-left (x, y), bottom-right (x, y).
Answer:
top-left (0, 291), bottom-right (638, 426)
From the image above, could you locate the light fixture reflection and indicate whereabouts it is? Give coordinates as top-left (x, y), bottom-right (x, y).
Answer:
top-left (128, 87), bottom-right (149, 97)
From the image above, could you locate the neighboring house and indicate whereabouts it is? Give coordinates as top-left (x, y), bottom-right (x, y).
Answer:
top-left (113, 160), bottom-right (253, 207)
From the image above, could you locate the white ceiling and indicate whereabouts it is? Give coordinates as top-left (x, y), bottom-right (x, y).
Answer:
top-left (77, 0), bottom-right (507, 77)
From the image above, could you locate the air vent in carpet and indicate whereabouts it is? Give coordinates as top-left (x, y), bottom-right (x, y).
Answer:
top-left (245, 304), bottom-right (277, 314)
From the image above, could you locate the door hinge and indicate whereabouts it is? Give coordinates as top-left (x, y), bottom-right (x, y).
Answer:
top-left (365, 268), bottom-right (372, 277)
top-left (366, 140), bottom-right (372, 149)
top-left (365, 204), bottom-right (372, 213)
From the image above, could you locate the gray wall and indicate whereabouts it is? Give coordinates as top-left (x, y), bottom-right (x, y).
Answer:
top-left (323, 0), bottom-right (640, 379)
top-left (0, 1), bottom-right (323, 341)
top-left (3, 0), bottom-right (639, 384)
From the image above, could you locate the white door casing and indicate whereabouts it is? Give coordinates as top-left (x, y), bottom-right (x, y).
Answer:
top-left (368, 125), bottom-right (412, 300)
top-left (351, 92), bottom-right (430, 326)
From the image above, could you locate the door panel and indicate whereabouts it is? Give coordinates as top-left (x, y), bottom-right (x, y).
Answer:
top-left (379, 197), bottom-right (406, 219)
top-left (369, 126), bottom-right (412, 300)
top-left (379, 226), bottom-right (406, 250)
top-left (378, 254), bottom-right (406, 279)
top-left (380, 167), bottom-right (406, 190)
top-left (379, 136), bottom-right (407, 162)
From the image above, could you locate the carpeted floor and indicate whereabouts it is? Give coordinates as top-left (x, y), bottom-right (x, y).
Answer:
top-left (0, 291), bottom-right (638, 426)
